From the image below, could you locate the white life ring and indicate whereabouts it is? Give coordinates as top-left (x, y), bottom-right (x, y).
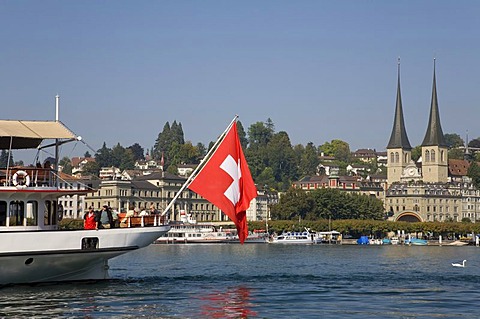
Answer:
top-left (12, 170), bottom-right (30, 188)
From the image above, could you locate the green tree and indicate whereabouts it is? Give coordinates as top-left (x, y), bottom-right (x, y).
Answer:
top-left (270, 188), bottom-right (313, 220)
top-left (255, 167), bottom-right (276, 190)
top-left (237, 120), bottom-right (248, 150)
top-left (468, 161), bottom-right (480, 189)
top-left (448, 148), bottom-right (465, 160)
top-left (154, 122), bottom-right (172, 160)
top-left (411, 145), bottom-right (422, 162)
top-left (111, 143), bottom-right (126, 168)
top-left (95, 142), bottom-right (112, 167)
top-left (120, 148), bottom-right (135, 170)
top-left (265, 131), bottom-right (298, 190)
top-left (82, 161), bottom-right (100, 177)
top-left (444, 133), bottom-right (464, 149)
top-left (319, 140), bottom-right (351, 163)
top-left (127, 143), bottom-right (145, 161)
top-left (170, 121), bottom-right (185, 145)
top-left (196, 142), bottom-right (207, 159)
top-left (299, 142), bottom-right (319, 176)
top-left (468, 138), bottom-right (480, 149)
top-left (248, 121), bottom-right (273, 150)
top-left (59, 156), bottom-right (72, 174)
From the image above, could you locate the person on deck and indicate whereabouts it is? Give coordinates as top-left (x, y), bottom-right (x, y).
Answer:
top-left (84, 207), bottom-right (97, 230)
top-left (99, 205), bottom-right (113, 229)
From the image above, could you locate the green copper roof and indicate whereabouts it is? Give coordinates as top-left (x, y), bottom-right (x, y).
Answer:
top-left (387, 60), bottom-right (412, 150)
top-left (422, 59), bottom-right (447, 147)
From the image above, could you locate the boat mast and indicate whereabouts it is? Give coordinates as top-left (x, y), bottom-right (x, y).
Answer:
top-left (55, 94), bottom-right (60, 187)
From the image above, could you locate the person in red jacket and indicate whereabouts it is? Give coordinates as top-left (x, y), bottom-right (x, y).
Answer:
top-left (84, 207), bottom-right (98, 230)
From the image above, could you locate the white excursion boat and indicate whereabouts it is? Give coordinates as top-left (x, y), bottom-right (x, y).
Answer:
top-left (269, 230), bottom-right (316, 244)
top-left (0, 118), bottom-right (170, 286)
top-left (155, 212), bottom-right (230, 244)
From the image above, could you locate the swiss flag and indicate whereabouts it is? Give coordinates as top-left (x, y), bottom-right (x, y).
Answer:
top-left (188, 121), bottom-right (257, 244)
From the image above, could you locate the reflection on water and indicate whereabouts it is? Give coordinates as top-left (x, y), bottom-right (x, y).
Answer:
top-left (198, 286), bottom-right (257, 318)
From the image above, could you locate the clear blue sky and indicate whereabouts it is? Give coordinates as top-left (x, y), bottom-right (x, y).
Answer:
top-left (1, 1), bottom-right (479, 162)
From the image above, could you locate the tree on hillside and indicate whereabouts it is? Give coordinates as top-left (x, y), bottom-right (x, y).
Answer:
top-left (448, 148), bottom-right (465, 160)
top-left (154, 122), bottom-right (171, 160)
top-left (248, 121), bottom-right (273, 150)
top-left (468, 138), bottom-right (480, 149)
top-left (120, 148), bottom-right (135, 170)
top-left (82, 161), bottom-right (100, 177)
top-left (95, 142), bottom-right (112, 167)
top-left (319, 139), bottom-right (351, 163)
top-left (196, 142), bottom-right (207, 159)
top-left (468, 161), bottom-right (480, 189)
top-left (411, 145), bottom-right (422, 162)
top-left (444, 133), bottom-right (464, 149)
top-left (59, 156), bottom-right (72, 174)
top-left (127, 143), bottom-right (145, 161)
top-left (237, 120), bottom-right (248, 150)
top-left (299, 142), bottom-right (319, 176)
top-left (266, 131), bottom-right (299, 190)
top-left (170, 121), bottom-right (185, 145)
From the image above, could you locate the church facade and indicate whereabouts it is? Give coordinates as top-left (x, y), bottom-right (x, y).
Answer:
top-left (385, 60), bottom-right (480, 223)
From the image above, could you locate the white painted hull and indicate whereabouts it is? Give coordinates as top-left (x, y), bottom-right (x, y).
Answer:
top-left (269, 238), bottom-right (313, 244)
top-left (0, 226), bottom-right (169, 285)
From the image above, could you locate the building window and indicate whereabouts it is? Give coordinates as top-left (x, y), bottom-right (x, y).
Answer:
top-left (395, 152), bottom-right (399, 163)
top-left (431, 149), bottom-right (435, 161)
top-left (425, 150), bottom-right (430, 162)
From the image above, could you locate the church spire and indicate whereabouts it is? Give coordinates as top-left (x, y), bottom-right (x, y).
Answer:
top-left (387, 58), bottom-right (412, 150)
top-left (422, 58), bottom-right (447, 147)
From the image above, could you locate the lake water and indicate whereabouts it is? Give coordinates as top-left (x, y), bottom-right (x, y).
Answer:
top-left (1, 243), bottom-right (480, 318)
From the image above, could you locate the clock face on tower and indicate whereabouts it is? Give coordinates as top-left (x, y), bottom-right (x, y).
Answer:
top-left (408, 168), bottom-right (415, 176)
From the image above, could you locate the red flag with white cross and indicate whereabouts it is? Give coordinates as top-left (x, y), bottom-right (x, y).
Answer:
top-left (188, 121), bottom-right (257, 244)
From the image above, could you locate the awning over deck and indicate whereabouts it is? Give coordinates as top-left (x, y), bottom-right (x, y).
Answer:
top-left (0, 120), bottom-right (77, 149)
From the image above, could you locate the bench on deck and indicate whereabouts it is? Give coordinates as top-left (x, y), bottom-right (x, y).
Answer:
top-left (117, 213), bottom-right (165, 227)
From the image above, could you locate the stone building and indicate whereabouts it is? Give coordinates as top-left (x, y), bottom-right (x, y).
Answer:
top-left (385, 60), bottom-right (480, 222)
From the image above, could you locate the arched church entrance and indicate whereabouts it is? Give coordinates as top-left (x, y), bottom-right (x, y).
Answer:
top-left (395, 211), bottom-right (423, 222)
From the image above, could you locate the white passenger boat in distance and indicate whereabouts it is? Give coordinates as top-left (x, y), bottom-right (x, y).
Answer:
top-left (269, 230), bottom-right (316, 244)
top-left (0, 113), bottom-right (170, 286)
top-left (155, 211), bottom-right (230, 244)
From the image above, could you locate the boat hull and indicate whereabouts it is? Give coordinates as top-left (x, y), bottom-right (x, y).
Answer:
top-left (0, 226), bottom-right (170, 285)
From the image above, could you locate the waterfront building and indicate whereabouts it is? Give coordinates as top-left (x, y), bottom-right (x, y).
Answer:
top-left (385, 60), bottom-right (480, 222)
top-left (246, 188), bottom-right (279, 222)
top-left (57, 173), bottom-right (93, 219)
top-left (292, 168), bottom-right (384, 200)
top-left (84, 171), bottom-right (227, 222)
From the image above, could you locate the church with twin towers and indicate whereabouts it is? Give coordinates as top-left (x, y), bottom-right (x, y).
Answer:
top-left (385, 59), bottom-right (479, 223)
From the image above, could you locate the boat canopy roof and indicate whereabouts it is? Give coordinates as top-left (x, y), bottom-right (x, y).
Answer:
top-left (0, 120), bottom-right (76, 149)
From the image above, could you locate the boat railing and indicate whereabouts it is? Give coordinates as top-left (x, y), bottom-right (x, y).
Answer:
top-left (117, 213), bottom-right (168, 228)
top-left (1, 167), bottom-right (54, 187)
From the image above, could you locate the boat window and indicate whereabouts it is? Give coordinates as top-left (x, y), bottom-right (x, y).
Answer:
top-left (9, 200), bottom-right (25, 226)
top-left (44, 201), bottom-right (53, 226)
top-left (0, 201), bottom-right (6, 226)
top-left (26, 201), bottom-right (38, 226)
top-left (81, 237), bottom-right (99, 250)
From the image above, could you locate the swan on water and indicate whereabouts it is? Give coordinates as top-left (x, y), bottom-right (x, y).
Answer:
top-left (452, 260), bottom-right (466, 267)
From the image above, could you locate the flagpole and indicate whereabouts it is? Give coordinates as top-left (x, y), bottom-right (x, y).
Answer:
top-left (161, 115), bottom-right (239, 216)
